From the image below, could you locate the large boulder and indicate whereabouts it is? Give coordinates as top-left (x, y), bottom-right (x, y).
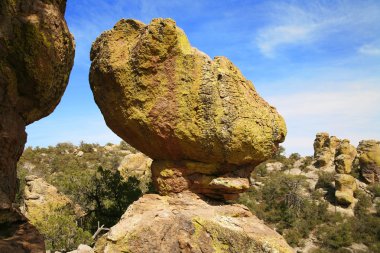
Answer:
top-left (335, 174), bottom-right (357, 206)
top-left (90, 18), bottom-right (286, 166)
top-left (0, 0), bottom-right (74, 251)
top-left (90, 18), bottom-right (286, 199)
top-left (94, 193), bottom-right (293, 253)
top-left (356, 140), bottom-right (380, 184)
top-left (334, 139), bottom-right (357, 174)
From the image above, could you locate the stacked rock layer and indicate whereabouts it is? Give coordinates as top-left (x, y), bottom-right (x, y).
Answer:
top-left (90, 18), bottom-right (286, 199)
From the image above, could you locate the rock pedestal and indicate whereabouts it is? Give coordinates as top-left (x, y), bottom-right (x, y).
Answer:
top-left (0, 0), bottom-right (75, 251)
top-left (333, 139), bottom-right (357, 206)
top-left (94, 193), bottom-right (293, 253)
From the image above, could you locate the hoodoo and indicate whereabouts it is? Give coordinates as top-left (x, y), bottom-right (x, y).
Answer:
top-left (90, 18), bottom-right (292, 252)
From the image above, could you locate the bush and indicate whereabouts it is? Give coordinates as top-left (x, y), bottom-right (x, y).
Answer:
top-left (34, 206), bottom-right (93, 251)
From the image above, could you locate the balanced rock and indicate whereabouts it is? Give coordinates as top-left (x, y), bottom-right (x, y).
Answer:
top-left (357, 140), bottom-right (380, 184)
top-left (313, 133), bottom-right (340, 168)
top-left (94, 192), bottom-right (293, 253)
top-left (335, 174), bottom-right (357, 206)
top-left (334, 139), bottom-right (357, 174)
top-left (90, 18), bottom-right (286, 198)
top-left (0, 0), bottom-right (74, 251)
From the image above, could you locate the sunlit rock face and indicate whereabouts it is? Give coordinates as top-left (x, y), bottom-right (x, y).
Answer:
top-left (90, 18), bottom-right (286, 199)
top-left (0, 0), bottom-right (75, 251)
top-left (94, 193), bottom-right (294, 253)
top-left (357, 140), bottom-right (380, 184)
top-left (313, 132), bottom-right (340, 168)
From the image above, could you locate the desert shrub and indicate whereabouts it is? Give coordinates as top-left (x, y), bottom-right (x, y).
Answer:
top-left (317, 221), bottom-right (353, 249)
top-left (82, 166), bottom-right (142, 231)
top-left (238, 173), bottom-right (329, 246)
top-left (368, 183), bottom-right (380, 198)
top-left (34, 206), bottom-right (93, 251)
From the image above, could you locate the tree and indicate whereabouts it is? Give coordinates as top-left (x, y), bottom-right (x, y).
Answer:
top-left (82, 166), bottom-right (143, 231)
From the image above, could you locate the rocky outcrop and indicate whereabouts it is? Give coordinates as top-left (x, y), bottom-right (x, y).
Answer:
top-left (0, 0), bottom-right (74, 251)
top-left (94, 192), bottom-right (293, 253)
top-left (21, 175), bottom-right (83, 223)
top-left (356, 140), bottom-right (380, 184)
top-left (335, 174), bottom-right (357, 206)
top-left (333, 139), bottom-right (357, 206)
top-left (118, 152), bottom-right (152, 192)
top-left (313, 133), bottom-right (340, 168)
top-left (334, 140), bottom-right (357, 174)
top-left (90, 18), bottom-right (286, 199)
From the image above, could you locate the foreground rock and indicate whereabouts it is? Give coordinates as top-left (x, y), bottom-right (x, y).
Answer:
top-left (0, 0), bottom-right (74, 251)
top-left (90, 18), bottom-right (286, 199)
top-left (94, 193), bottom-right (293, 253)
top-left (357, 140), bottom-right (380, 184)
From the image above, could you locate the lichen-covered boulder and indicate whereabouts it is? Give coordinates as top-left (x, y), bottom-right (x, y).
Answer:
top-left (334, 139), bottom-right (357, 174)
top-left (357, 140), bottom-right (380, 184)
top-left (0, 0), bottom-right (74, 251)
top-left (313, 133), bottom-right (340, 168)
top-left (335, 174), bottom-right (357, 206)
top-left (0, 0), bottom-right (75, 124)
top-left (90, 18), bottom-right (286, 166)
top-left (94, 193), bottom-right (293, 253)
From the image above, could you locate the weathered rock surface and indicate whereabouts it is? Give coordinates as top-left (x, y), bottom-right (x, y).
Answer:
top-left (335, 174), bottom-right (357, 206)
top-left (68, 244), bottom-right (94, 253)
top-left (21, 175), bottom-right (83, 223)
top-left (356, 140), bottom-right (380, 184)
top-left (94, 192), bottom-right (293, 253)
top-left (90, 18), bottom-right (286, 198)
top-left (118, 152), bottom-right (152, 192)
top-left (313, 133), bottom-right (340, 168)
top-left (0, 0), bottom-right (74, 251)
top-left (334, 139), bottom-right (357, 174)
top-left (89, 18), bottom-right (285, 165)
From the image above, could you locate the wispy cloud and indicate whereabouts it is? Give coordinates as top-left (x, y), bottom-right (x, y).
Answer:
top-left (358, 43), bottom-right (380, 56)
top-left (255, 1), bottom-right (380, 57)
top-left (267, 82), bottom-right (380, 155)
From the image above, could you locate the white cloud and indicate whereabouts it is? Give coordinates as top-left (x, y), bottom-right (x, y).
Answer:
top-left (358, 43), bottom-right (380, 56)
top-left (255, 1), bottom-right (380, 57)
top-left (266, 84), bottom-right (380, 155)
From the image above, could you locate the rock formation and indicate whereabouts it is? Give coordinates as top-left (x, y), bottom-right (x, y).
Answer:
top-left (94, 193), bottom-right (293, 253)
top-left (335, 174), bottom-right (357, 206)
top-left (0, 0), bottom-right (74, 251)
top-left (90, 18), bottom-right (286, 199)
top-left (334, 139), bottom-right (358, 206)
top-left (313, 133), bottom-right (340, 168)
top-left (90, 18), bottom-right (291, 252)
top-left (118, 152), bottom-right (152, 192)
top-left (334, 139), bottom-right (357, 174)
top-left (21, 175), bottom-right (84, 224)
top-left (356, 140), bottom-right (380, 184)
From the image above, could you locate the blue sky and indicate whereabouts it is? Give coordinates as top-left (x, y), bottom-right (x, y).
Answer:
top-left (26, 0), bottom-right (380, 155)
